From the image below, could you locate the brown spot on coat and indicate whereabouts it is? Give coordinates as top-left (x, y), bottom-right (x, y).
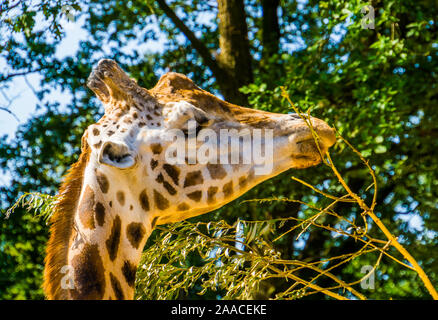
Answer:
top-left (126, 222), bottom-right (146, 249)
top-left (150, 159), bottom-right (158, 170)
top-left (122, 261), bottom-right (137, 288)
top-left (92, 128), bottom-right (100, 136)
top-left (70, 244), bottom-right (105, 300)
top-left (93, 141), bottom-right (102, 149)
top-left (123, 117), bottom-right (133, 124)
top-left (177, 202), bottom-right (190, 211)
top-left (163, 164), bottom-right (180, 185)
top-left (156, 173), bottom-right (164, 183)
top-left (163, 180), bottom-right (176, 195)
top-left (154, 189), bottom-right (169, 210)
top-left (223, 181), bottom-right (233, 197)
top-left (207, 186), bottom-right (218, 204)
top-left (94, 202), bottom-right (105, 226)
top-left (78, 185), bottom-right (95, 229)
top-left (187, 190), bottom-right (202, 202)
top-left (150, 143), bottom-right (163, 154)
top-left (106, 215), bottom-right (121, 261)
top-left (207, 163), bottom-right (227, 180)
top-left (96, 170), bottom-right (109, 194)
top-left (156, 173), bottom-right (177, 195)
top-left (116, 191), bottom-right (125, 206)
top-left (184, 171), bottom-right (204, 187)
top-left (110, 273), bottom-right (124, 300)
top-left (139, 189), bottom-right (150, 211)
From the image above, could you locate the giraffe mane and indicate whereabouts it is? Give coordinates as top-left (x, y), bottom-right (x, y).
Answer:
top-left (43, 135), bottom-right (90, 299)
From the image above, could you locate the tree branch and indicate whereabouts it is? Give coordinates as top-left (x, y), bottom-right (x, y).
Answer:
top-left (0, 106), bottom-right (19, 122)
top-left (156, 0), bottom-right (253, 105)
top-left (0, 1), bottom-right (21, 15)
top-left (0, 87), bottom-right (20, 122)
top-left (216, 0), bottom-right (253, 104)
top-left (261, 0), bottom-right (280, 59)
top-left (155, 0), bottom-right (224, 81)
top-left (0, 68), bottom-right (44, 82)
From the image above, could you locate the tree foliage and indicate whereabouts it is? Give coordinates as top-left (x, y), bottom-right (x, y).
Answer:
top-left (1, 0), bottom-right (437, 299)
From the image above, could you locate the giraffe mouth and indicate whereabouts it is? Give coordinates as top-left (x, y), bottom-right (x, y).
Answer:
top-left (296, 138), bottom-right (322, 153)
top-left (290, 138), bottom-right (326, 167)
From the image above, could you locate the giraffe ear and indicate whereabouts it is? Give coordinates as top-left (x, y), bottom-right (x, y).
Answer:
top-left (98, 141), bottom-right (136, 169)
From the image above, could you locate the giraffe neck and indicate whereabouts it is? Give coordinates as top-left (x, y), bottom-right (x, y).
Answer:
top-left (44, 145), bottom-right (153, 300)
top-left (67, 162), bottom-right (154, 300)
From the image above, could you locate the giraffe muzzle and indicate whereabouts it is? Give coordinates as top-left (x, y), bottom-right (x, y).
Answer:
top-left (287, 117), bottom-right (336, 168)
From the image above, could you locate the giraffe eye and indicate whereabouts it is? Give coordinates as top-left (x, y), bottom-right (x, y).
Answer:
top-left (181, 122), bottom-right (202, 138)
top-left (195, 113), bottom-right (210, 126)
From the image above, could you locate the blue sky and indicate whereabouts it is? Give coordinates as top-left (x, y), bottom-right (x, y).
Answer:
top-left (0, 15), bottom-right (88, 139)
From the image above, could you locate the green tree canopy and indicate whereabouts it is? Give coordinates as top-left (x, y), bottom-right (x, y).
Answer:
top-left (1, 0), bottom-right (437, 299)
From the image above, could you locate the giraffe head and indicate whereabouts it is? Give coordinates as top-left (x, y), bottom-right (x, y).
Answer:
top-left (44, 59), bottom-right (335, 300)
top-left (86, 59), bottom-right (335, 223)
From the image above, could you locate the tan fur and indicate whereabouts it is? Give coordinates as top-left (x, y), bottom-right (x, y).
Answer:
top-left (43, 134), bottom-right (90, 299)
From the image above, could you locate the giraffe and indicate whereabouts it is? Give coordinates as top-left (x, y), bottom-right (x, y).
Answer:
top-left (43, 59), bottom-right (336, 300)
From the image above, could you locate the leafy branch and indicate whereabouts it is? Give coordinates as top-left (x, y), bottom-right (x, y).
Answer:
top-left (5, 192), bottom-right (56, 223)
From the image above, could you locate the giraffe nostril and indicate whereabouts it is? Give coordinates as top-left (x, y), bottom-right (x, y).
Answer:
top-left (99, 141), bottom-right (136, 169)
